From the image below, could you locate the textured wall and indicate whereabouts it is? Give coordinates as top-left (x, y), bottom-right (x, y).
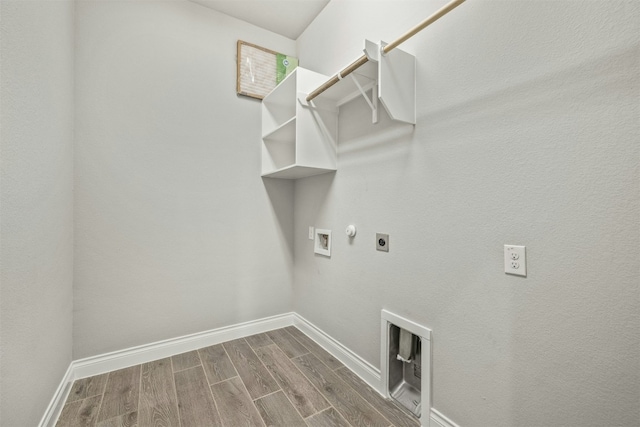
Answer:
top-left (73, 0), bottom-right (296, 359)
top-left (294, 1), bottom-right (639, 426)
top-left (0, 1), bottom-right (75, 425)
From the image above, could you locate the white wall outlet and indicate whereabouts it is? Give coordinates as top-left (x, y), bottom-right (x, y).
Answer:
top-left (308, 226), bottom-right (314, 240)
top-left (314, 229), bottom-right (331, 257)
top-left (504, 245), bottom-right (526, 276)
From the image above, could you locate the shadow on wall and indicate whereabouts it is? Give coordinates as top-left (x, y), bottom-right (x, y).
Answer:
top-left (297, 171), bottom-right (336, 219)
top-left (262, 178), bottom-right (296, 257)
top-left (418, 45), bottom-right (639, 137)
top-left (276, 171), bottom-right (336, 257)
top-left (337, 90), bottom-right (416, 168)
top-left (322, 45), bottom-right (637, 180)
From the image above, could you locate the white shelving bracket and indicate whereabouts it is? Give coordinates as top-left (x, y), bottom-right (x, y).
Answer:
top-left (262, 0), bottom-right (464, 179)
top-left (364, 39), bottom-right (380, 62)
top-left (377, 40), bottom-right (416, 125)
top-left (349, 74), bottom-right (378, 124)
top-left (355, 39), bottom-right (416, 125)
top-left (297, 93), bottom-right (308, 107)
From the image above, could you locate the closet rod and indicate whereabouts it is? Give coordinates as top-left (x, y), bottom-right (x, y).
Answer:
top-left (305, 0), bottom-right (466, 102)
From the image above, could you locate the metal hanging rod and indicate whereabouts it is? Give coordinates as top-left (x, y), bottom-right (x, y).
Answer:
top-left (305, 0), bottom-right (466, 102)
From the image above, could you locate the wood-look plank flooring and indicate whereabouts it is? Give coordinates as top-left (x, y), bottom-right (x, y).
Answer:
top-left (57, 327), bottom-right (418, 427)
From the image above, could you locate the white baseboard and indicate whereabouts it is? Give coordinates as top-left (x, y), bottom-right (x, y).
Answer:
top-left (292, 313), bottom-right (383, 393)
top-left (40, 311), bottom-right (459, 427)
top-left (38, 363), bottom-right (74, 427)
top-left (430, 408), bottom-right (460, 427)
top-left (39, 312), bottom-right (294, 427)
top-left (72, 312), bottom-right (295, 380)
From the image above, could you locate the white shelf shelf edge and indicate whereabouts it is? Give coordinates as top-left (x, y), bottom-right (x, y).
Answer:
top-left (260, 42), bottom-right (414, 180)
top-left (262, 68), bottom-right (297, 107)
top-left (261, 164), bottom-right (336, 180)
top-left (262, 116), bottom-right (296, 141)
top-left (261, 67), bottom-right (338, 180)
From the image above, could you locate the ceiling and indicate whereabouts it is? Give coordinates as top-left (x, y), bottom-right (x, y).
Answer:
top-left (189, 0), bottom-right (331, 40)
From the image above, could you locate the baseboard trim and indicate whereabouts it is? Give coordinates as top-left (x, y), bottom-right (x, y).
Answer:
top-left (430, 408), bottom-right (460, 427)
top-left (38, 363), bottom-right (74, 427)
top-left (41, 312), bottom-right (459, 427)
top-left (72, 312), bottom-right (295, 379)
top-left (39, 313), bottom-right (295, 427)
top-left (292, 313), bottom-right (383, 394)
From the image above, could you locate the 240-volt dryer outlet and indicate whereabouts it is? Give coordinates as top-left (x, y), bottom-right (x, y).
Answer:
top-left (376, 233), bottom-right (389, 252)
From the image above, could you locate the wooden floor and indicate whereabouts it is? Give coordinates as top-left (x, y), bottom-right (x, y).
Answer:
top-left (56, 326), bottom-right (419, 427)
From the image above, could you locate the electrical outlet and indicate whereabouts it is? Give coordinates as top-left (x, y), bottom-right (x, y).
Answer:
top-left (504, 245), bottom-right (526, 276)
top-left (376, 233), bottom-right (389, 252)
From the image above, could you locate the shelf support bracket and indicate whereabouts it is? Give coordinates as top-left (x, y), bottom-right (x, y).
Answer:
top-left (364, 39), bottom-right (380, 62)
top-left (350, 74), bottom-right (378, 124)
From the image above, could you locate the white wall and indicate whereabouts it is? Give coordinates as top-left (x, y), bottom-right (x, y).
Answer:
top-left (74, 0), bottom-right (296, 358)
top-left (295, 1), bottom-right (639, 426)
top-left (0, 1), bottom-right (75, 425)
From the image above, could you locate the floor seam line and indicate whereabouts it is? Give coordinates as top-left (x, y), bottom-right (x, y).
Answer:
top-left (169, 358), bottom-right (183, 427)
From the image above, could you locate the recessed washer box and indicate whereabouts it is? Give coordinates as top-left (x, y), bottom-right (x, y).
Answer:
top-left (381, 310), bottom-right (431, 422)
top-left (314, 229), bottom-right (331, 257)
